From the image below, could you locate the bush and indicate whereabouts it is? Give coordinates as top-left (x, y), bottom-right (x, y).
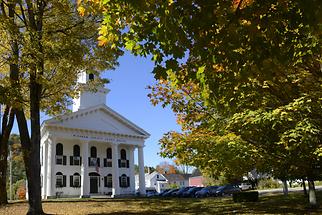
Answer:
top-left (233, 191), bottom-right (259, 202)
top-left (257, 178), bottom-right (281, 189)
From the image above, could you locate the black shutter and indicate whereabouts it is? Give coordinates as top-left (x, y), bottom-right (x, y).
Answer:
top-left (97, 158), bottom-right (100, 167)
top-left (119, 177), bottom-right (122, 187)
top-left (63, 156), bottom-right (67, 165)
top-left (118, 159), bottom-right (121, 168)
top-left (88, 157), bottom-right (91, 166)
top-left (70, 176), bottom-right (73, 187)
top-left (79, 176), bottom-right (81, 187)
top-left (126, 160), bottom-right (129, 168)
top-left (104, 177), bottom-right (107, 187)
top-left (80, 156), bottom-right (82, 166)
top-left (70, 156), bottom-right (73, 166)
top-left (63, 175), bottom-right (66, 187)
top-left (104, 159), bottom-right (107, 167)
top-left (127, 177), bottom-right (130, 187)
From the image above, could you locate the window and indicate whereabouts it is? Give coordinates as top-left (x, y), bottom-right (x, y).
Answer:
top-left (70, 173), bottom-right (81, 188)
top-left (91, 146), bottom-right (97, 158)
top-left (120, 149), bottom-right (126, 160)
top-left (56, 172), bottom-right (66, 188)
top-left (157, 175), bottom-right (159, 179)
top-left (56, 143), bottom-right (63, 155)
top-left (70, 145), bottom-right (81, 166)
top-left (89, 73), bottom-right (94, 80)
top-left (119, 174), bottom-right (129, 188)
top-left (104, 174), bottom-right (112, 188)
top-left (73, 145), bottom-right (80, 157)
top-left (56, 143), bottom-right (66, 165)
top-left (106, 148), bottom-right (112, 159)
top-left (118, 149), bottom-right (129, 168)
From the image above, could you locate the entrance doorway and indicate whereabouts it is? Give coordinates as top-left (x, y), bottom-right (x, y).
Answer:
top-left (89, 172), bottom-right (100, 194)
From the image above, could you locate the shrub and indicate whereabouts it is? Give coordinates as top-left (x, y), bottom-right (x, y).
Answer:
top-left (233, 191), bottom-right (259, 202)
top-left (257, 178), bottom-right (281, 189)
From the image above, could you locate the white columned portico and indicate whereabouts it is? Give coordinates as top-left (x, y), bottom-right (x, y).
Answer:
top-left (43, 140), bottom-right (48, 198)
top-left (46, 136), bottom-right (54, 198)
top-left (112, 143), bottom-right (120, 197)
top-left (129, 146), bottom-right (135, 193)
top-left (81, 141), bottom-right (89, 197)
top-left (138, 146), bottom-right (146, 195)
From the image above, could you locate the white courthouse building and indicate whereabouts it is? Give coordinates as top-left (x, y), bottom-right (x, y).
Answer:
top-left (40, 72), bottom-right (149, 198)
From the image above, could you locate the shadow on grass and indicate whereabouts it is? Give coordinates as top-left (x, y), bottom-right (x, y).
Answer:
top-left (85, 193), bottom-right (322, 215)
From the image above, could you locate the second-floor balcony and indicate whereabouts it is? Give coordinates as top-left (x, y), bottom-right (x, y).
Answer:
top-left (55, 155), bottom-right (66, 165)
top-left (118, 159), bottom-right (129, 168)
top-left (103, 158), bottom-right (112, 167)
top-left (70, 156), bottom-right (82, 166)
top-left (88, 157), bottom-right (100, 167)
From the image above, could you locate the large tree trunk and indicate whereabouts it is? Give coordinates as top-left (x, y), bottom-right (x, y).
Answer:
top-left (308, 179), bottom-right (318, 208)
top-left (24, 74), bottom-right (43, 215)
top-left (302, 178), bottom-right (307, 196)
top-left (0, 107), bottom-right (15, 205)
top-left (282, 180), bottom-right (288, 196)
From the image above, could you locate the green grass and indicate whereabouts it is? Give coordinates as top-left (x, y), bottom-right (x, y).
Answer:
top-left (1, 192), bottom-right (322, 214)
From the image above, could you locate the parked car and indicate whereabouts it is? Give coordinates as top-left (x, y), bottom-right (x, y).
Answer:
top-left (195, 186), bottom-right (219, 198)
top-left (158, 189), bottom-right (170, 196)
top-left (172, 187), bottom-right (193, 197)
top-left (215, 184), bottom-right (241, 196)
top-left (239, 182), bottom-right (252, 191)
top-left (146, 190), bottom-right (158, 197)
top-left (182, 187), bottom-right (203, 198)
top-left (162, 188), bottom-right (179, 197)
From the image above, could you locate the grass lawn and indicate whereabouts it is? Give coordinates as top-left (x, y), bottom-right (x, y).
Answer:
top-left (1, 192), bottom-right (322, 215)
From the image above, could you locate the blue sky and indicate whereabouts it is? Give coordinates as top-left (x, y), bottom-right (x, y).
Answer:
top-left (105, 52), bottom-right (181, 167)
top-left (11, 51), bottom-right (181, 167)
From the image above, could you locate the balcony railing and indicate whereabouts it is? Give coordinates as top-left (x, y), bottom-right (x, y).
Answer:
top-left (118, 159), bottom-right (129, 168)
top-left (56, 155), bottom-right (66, 165)
top-left (88, 157), bottom-right (100, 167)
top-left (103, 158), bottom-right (112, 167)
top-left (70, 156), bottom-right (81, 166)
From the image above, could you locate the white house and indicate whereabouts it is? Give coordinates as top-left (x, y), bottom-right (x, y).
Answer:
top-left (40, 72), bottom-right (150, 198)
top-left (135, 171), bottom-right (168, 193)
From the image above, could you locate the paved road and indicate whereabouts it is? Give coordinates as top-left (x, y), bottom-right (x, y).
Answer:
top-left (258, 185), bottom-right (322, 196)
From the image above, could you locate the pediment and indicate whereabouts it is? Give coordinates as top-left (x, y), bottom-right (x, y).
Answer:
top-left (43, 104), bottom-right (150, 138)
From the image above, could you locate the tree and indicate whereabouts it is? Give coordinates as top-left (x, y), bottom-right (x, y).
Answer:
top-left (0, 105), bottom-right (14, 204)
top-left (0, 0), bottom-right (122, 213)
top-left (156, 161), bottom-right (178, 174)
top-left (83, 0), bottom-right (322, 207)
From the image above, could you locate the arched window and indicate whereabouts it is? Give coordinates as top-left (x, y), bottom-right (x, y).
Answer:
top-left (106, 148), bottom-right (112, 159)
top-left (119, 174), bottom-right (129, 188)
top-left (120, 149), bottom-right (126, 160)
top-left (104, 174), bottom-right (112, 188)
top-left (56, 143), bottom-right (63, 155)
top-left (90, 146), bottom-right (97, 158)
top-left (56, 143), bottom-right (65, 165)
top-left (89, 73), bottom-right (94, 80)
top-left (70, 172), bottom-right (81, 187)
top-left (73, 145), bottom-right (80, 157)
top-left (56, 172), bottom-right (65, 187)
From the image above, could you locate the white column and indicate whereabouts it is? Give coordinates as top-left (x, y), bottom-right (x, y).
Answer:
top-left (81, 141), bottom-right (89, 197)
top-left (138, 146), bottom-right (146, 195)
top-left (112, 143), bottom-right (120, 197)
top-left (46, 136), bottom-right (54, 198)
top-left (43, 140), bottom-right (48, 198)
top-left (129, 147), bottom-right (135, 193)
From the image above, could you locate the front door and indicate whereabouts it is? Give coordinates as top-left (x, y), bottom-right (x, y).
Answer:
top-left (90, 176), bottom-right (99, 193)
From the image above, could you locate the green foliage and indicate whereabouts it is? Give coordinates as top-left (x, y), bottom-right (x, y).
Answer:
top-left (257, 179), bottom-right (282, 190)
top-left (87, 0), bottom-right (322, 203)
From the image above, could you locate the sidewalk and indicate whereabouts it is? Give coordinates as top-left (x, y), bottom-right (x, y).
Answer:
top-left (258, 185), bottom-right (322, 196)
